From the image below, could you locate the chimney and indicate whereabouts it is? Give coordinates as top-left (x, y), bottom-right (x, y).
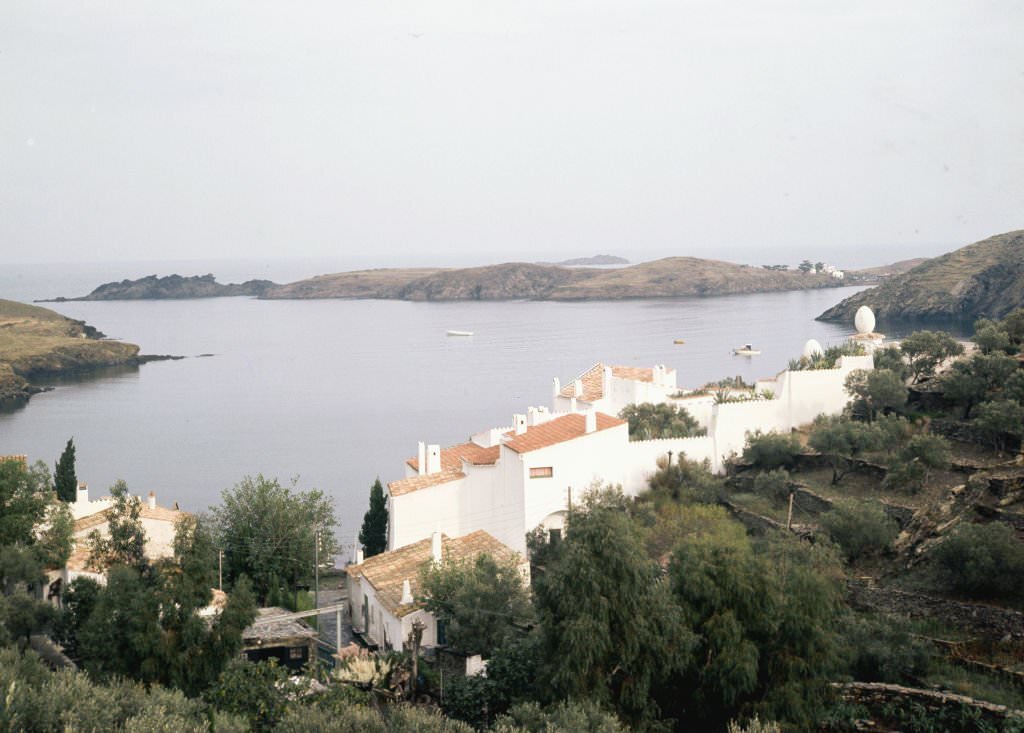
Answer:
top-left (570, 397), bottom-right (577, 413)
top-left (351, 535), bottom-right (361, 564)
top-left (552, 377), bottom-right (561, 405)
top-left (76, 482), bottom-right (89, 504)
top-left (573, 379), bottom-right (583, 398)
top-left (400, 579), bottom-right (413, 605)
top-left (527, 407), bottom-right (538, 426)
top-left (148, 491), bottom-right (156, 510)
top-left (417, 442), bottom-right (426, 476)
top-left (356, 548), bottom-right (364, 564)
top-left (431, 531), bottom-right (443, 562)
top-left (602, 366), bottom-right (612, 397)
top-left (425, 444), bottom-right (442, 475)
top-left (513, 414), bottom-right (527, 435)
top-left (585, 409), bottom-right (597, 434)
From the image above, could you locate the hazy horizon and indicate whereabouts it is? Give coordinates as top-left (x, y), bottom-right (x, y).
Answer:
top-left (4, 2), bottom-right (1022, 267)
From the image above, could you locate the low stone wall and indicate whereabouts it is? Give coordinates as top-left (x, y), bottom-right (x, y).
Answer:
top-left (847, 580), bottom-right (1024, 641)
top-left (834, 681), bottom-right (1024, 726)
top-left (791, 485), bottom-right (834, 515)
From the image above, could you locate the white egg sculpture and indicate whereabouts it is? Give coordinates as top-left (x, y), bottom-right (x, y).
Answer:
top-left (802, 339), bottom-right (824, 358)
top-left (854, 306), bottom-right (876, 335)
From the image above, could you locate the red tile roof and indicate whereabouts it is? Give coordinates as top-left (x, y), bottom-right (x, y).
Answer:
top-left (388, 470), bottom-right (465, 497)
top-left (347, 530), bottom-right (520, 617)
top-left (558, 364), bottom-right (655, 401)
top-left (503, 412), bottom-right (625, 454)
top-left (406, 442), bottom-right (500, 472)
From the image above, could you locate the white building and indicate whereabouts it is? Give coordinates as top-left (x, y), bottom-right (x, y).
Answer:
top-left (346, 529), bottom-right (522, 653)
top-left (386, 347), bottom-right (875, 557)
top-left (56, 484), bottom-right (187, 587)
top-left (551, 363), bottom-right (679, 416)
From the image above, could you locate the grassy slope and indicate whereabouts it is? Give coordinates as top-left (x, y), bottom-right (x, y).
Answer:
top-left (0, 299), bottom-right (140, 401)
top-left (819, 230), bottom-right (1024, 321)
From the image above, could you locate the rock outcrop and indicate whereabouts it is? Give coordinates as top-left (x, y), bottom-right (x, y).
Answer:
top-left (45, 274), bottom-right (277, 301)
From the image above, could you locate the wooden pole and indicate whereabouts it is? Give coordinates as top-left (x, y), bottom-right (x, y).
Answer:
top-left (786, 491), bottom-right (795, 530)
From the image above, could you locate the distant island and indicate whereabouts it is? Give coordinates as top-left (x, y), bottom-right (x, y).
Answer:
top-left (56, 258), bottom-right (845, 304)
top-left (818, 230), bottom-right (1024, 323)
top-left (539, 254), bottom-right (630, 266)
top-left (0, 299), bottom-right (177, 406)
top-left (39, 273), bottom-right (277, 302)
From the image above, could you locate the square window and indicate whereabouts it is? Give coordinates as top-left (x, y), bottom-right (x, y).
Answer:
top-left (289, 647), bottom-right (304, 660)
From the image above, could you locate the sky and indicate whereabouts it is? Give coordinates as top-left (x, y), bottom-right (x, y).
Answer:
top-left (3, 1), bottom-right (1023, 269)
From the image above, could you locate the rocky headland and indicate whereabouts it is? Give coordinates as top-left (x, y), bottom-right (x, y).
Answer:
top-left (818, 230), bottom-right (1024, 323)
top-left (0, 299), bottom-right (176, 406)
top-left (42, 273), bottom-right (276, 301)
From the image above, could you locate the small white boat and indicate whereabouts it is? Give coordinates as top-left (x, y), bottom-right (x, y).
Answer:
top-left (733, 344), bottom-right (761, 356)
top-left (446, 330), bottom-right (474, 337)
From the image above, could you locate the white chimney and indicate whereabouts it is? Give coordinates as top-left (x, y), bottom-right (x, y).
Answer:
top-left (425, 444), bottom-right (442, 474)
top-left (527, 407), bottom-right (538, 426)
top-left (573, 379), bottom-right (583, 398)
top-left (352, 535), bottom-right (361, 564)
top-left (400, 579), bottom-right (413, 605)
top-left (552, 377), bottom-right (561, 405)
top-left (76, 482), bottom-right (89, 504)
top-left (431, 531), bottom-right (443, 562)
top-left (585, 409), bottom-right (597, 434)
top-left (148, 491), bottom-right (156, 510)
top-left (602, 366), bottom-right (613, 397)
top-left (570, 397), bottom-right (578, 412)
top-left (356, 548), bottom-right (364, 564)
top-left (417, 442), bottom-right (427, 476)
top-left (513, 414), bottom-right (527, 435)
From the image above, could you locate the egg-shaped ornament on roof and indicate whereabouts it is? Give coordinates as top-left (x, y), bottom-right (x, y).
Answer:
top-left (854, 306), bottom-right (876, 335)
top-left (802, 339), bottom-right (824, 358)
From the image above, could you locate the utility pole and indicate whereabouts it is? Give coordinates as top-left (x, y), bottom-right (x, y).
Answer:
top-left (786, 491), bottom-right (795, 531)
top-left (410, 619), bottom-right (425, 700)
top-left (218, 549), bottom-right (223, 591)
top-left (314, 527), bottom-right (320, 614)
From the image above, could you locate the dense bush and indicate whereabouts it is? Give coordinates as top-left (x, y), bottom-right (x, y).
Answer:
top-left (618, 402), bottom-right (704, 440)
top-left (932, 523), bottom-right (1024, 604)
top-left (819, 500), bottom-right (899, 562)
top-left (752, 469), bottom-right (793, 503)
top-left (742, 431), bottom-right (803, 471)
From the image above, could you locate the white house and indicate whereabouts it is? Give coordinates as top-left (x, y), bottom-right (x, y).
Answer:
top-left (346, 530), bottom-right (522, 653)
top-left (552, 363), bottom-right (679, 416)
top-left (56, 484), bottom-right (187, 588)
top-left (386, 329), bottom-right (877, 557)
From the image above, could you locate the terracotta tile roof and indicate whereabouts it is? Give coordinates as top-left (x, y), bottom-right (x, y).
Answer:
top-left (243, 607), bottom-right (318, 645)
top-left (503, 412), bottom-right (625, 454)
top-left (72, 503), bottom-right (187, 533)
top-left (388, 470), bottom-right (465, 497)
top-left (558, 364), bottom-right (656, 401)
top-left (406, 442), bottom-right (500, 472)
top-left (347, 530), bottom-right (520, 618)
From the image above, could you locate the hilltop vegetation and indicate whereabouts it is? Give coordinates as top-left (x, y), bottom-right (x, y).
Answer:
top-left (0, 299), bottom-right (144, 404)
top-left (819, 230), bottom-right (1024, 322)
top-left (265, 256), bottom-right (843, 301)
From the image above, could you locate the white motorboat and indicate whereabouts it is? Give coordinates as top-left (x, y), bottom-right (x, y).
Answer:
top-left (446, 330), bottom-right (474, 337)
top-left (733, 344), bottom-right (761, 356)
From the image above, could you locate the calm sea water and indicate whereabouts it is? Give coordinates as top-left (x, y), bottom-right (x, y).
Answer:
top-left (1, 264), bottom-right (871, 542)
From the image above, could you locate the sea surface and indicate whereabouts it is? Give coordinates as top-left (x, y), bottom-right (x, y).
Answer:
top-left (1, 262), bottom-right (876, 544)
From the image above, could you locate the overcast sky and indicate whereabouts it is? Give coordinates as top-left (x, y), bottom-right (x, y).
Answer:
top-left (3, 1), bottom-right (1022, 268)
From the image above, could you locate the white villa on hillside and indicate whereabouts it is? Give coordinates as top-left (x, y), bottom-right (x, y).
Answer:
top-left (346, 529), bottom-right (523, 653)
top-left (385, 316), bottom-right (879, 557)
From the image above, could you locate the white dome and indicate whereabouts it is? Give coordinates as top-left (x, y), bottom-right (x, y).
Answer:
top-left (854, 306), bottom-right (876, 335)
top-left (802, 339), bottom-right (824, 358)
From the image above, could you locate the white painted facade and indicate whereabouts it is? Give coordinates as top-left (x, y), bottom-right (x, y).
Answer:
top-left (386, 348), bottom-right (874, 557)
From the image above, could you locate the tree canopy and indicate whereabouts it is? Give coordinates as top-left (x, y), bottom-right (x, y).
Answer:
top-left (898, 331), bottom-right (963, 383)
top-left (359, 478), bottom-right (388, 558)
top-left (618, 402), bottom-right (704, 441)
top-left (213, 475), bottom-right (338, 604)
top-left (54, 437), bottom-right (77, 503)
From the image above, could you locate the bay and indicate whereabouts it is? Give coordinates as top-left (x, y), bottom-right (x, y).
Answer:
top-left (0, 282), bottom-right (870, 543)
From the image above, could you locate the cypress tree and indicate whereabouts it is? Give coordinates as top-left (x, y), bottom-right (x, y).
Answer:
top-left (358, 478), bottom-right (388, 558)
top-left (54, 437), bottom-right (77, 503)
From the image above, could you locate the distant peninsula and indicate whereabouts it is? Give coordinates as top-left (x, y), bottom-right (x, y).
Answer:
top-left (818, 230), bottom-right (1024, 323)
top-left (264, 257), bottom-right (845, 301)
top-left (40, 273), bottom-right (277, 302)
top-left (540, 254), bottom-right (630, 266)
top-left (0, 299), bottom-right (177, 406)
top-left (53, 257), bottom-right (849, 304)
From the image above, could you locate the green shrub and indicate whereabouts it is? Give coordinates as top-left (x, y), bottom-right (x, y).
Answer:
top-left (819, 500), bottom-right (898, 562)
top-left (752, 469), bottom-right (792, 503)
top-left (932, 523), bottom-right (1024, 604)
top-left (742, 431), bottom-right (803, 471)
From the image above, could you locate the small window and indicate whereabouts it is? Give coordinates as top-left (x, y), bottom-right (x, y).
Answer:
top-left (548, 528), bottom-right (562, 544)
top-left (529, 466), bottom-right (553, 479)
top-left (289, 647), bottom-right (304, 660)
